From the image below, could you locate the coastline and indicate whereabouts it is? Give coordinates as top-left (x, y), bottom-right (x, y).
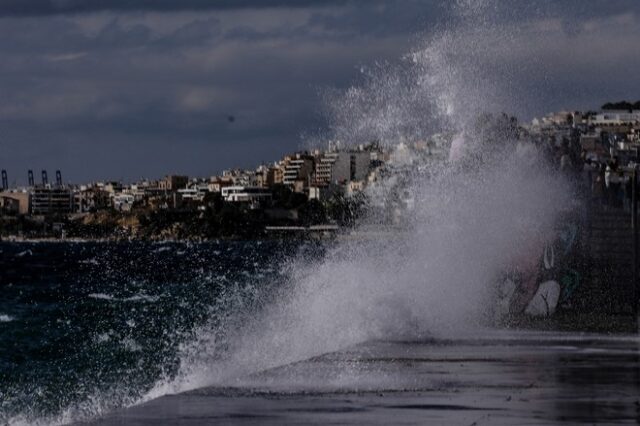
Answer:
top-left (0, 232), bottom-right (339, 244)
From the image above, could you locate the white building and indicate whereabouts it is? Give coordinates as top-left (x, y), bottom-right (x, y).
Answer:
top-left (221, 186), bottom-right (272, 208)
top-left (112, 193), bottom-right (135, 211)
top-left (591, 111), bottom-right (640, 126)
top-left (178, 183), bottom-right (211, 202)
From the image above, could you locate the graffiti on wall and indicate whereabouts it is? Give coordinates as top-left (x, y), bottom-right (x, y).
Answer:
top-left (496, 211), bottom-right (585, 318)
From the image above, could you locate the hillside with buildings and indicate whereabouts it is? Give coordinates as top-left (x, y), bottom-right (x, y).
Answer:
top-left (0, 140), bottom-right (442, 240)
top-left (2, 102), bottom-right (640, 241)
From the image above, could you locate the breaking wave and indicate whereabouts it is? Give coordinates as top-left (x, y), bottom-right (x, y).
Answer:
top-left (147, 0), bottom-right (574, 400)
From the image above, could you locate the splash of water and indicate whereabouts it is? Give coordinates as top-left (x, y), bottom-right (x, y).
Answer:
top-left (148, 2), bottom-right (575, 398)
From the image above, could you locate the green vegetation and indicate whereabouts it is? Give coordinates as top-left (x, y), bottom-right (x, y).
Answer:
top-left (601, 100), bottom-right (640, 111)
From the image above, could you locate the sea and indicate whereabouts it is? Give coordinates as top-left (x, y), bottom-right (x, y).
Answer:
top-left (0, 240), bottom-right (322, 425)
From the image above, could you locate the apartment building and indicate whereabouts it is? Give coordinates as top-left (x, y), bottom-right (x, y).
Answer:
top-left (30, 187), bottom-right (73, 215)
top-left (282, 154), bottom-right (314, 186)
top-left (159, 175), bottom-right (189, 192)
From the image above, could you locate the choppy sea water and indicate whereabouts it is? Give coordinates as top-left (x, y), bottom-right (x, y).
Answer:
top-left (0, 241), bottom-right (320, 425)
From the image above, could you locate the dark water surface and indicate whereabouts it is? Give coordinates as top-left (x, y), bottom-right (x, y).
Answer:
top-left (0, 241), bottom-right (317, 425)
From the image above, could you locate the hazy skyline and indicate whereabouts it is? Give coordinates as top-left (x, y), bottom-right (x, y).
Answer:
top-left (1, 0), bottom-right (639, 184)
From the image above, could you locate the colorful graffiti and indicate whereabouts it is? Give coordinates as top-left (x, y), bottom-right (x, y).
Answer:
top-left (496, 211), bottom-right (585, 317)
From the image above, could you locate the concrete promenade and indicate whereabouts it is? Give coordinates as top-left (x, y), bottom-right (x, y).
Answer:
top-left (86, 331), bottom-right (640, 425)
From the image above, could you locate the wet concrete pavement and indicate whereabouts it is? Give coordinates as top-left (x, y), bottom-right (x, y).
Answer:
top-left (87, 331), bottom-right (640, 425)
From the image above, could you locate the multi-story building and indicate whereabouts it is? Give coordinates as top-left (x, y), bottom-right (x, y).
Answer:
top-left (159, 175), bottom-right (189, 192)
top-left (99, 182), bottom-right (124, 194)
top-left (314, 152), bottom-right (339, 186)
top-left (129, 180), bottom-right (163, 198)
top-left (0, 190), bottom-right (30, 215)
top-left (221, 169), bottom-right (257, 187)
top-left (266, 166), bottom-right (284, 186)
top-left (282, 154), bottom-right (315, 186)
top-left (221, 186), bottom-right (272, 208)
top-left (331, 152), bottom-right (371, 183)
top-left (208, 176), bottom-right (234, 193)
top-left (127, 184), bottom-right (149, 202)
top-left (73, 187), bottom-right (110, 213)
top-left (591, 110), bottom-right (640, 126)
top-left (30, 187), bottom-right (73, 215)
top-left (254, 165), bottom-right (270, 188)
top-left (112, 193), bottom-right (135, 212)
top-left (178, 182), bottom-right (212, 202)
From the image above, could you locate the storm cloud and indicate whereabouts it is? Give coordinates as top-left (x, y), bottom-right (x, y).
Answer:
top-left (0, 0), bottom-right (639, 183)
top-left (0, 0), bottom-right (357, 16)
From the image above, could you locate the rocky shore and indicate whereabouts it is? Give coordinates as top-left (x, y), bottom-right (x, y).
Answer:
top-left (0, 194), bottom-right (365, 241)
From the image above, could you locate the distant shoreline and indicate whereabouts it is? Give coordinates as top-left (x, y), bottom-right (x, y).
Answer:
top-left (0, 232), bottom-right (339, 244)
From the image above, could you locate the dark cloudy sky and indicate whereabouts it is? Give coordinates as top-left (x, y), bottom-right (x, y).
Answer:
top-left (1, 0), bottom-right (639, 184)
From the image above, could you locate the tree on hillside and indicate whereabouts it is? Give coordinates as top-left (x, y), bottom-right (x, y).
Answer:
top-left (601, 101), bottom-right (640, 111)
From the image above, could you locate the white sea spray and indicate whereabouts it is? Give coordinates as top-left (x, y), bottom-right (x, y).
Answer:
top-left (146, 0), bottom-right (574, 397)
